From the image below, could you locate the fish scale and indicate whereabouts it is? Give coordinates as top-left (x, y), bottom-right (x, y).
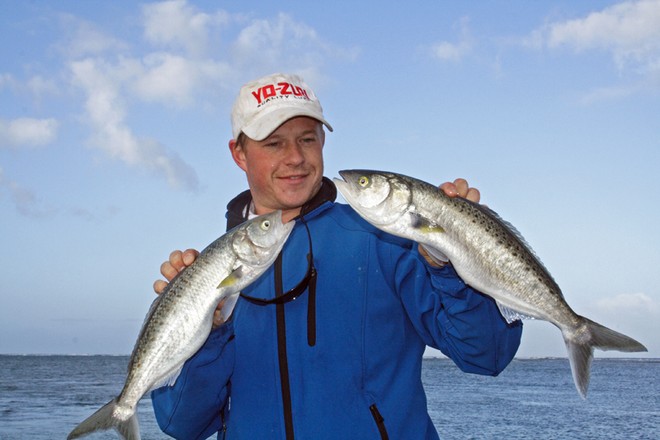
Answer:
top-left (335, 169), bottom-right (647, 399)
top-left (68, 210), bottom-right (293, 440)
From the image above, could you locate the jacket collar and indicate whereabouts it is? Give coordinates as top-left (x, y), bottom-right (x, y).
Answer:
top-left (225, 177), bottom-right (337, 231)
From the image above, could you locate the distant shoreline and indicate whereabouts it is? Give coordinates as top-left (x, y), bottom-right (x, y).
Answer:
top-left (1, 353), bottom-right (658, 361)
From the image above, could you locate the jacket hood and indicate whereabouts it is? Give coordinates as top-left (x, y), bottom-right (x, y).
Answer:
top-left (225, 177), bottom-right (337, 231)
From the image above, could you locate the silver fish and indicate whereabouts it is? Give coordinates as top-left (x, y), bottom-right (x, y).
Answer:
top-left (334, 170), bottom-right (646, 398)
top-left (68, 210), bottom-right (293, 439)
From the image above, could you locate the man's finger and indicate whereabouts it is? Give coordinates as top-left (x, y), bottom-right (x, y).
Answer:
top-left (160, 261), bottom-right (179, 281)
top-left (465, 187), bottom-right (481, 203)
top-left (453, 178), bottom-right (469, 198)
top-left (182, 249), bottom-right (200, 266)
top-left (169, 250), bottom-right (186, 271)
top-left (154, 279), bottom-right (168, 295)
top-left (439, 182), bottom-right (458, 197)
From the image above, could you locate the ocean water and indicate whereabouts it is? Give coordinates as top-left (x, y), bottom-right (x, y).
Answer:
top-left (0, 356), bottom-right (657, 439)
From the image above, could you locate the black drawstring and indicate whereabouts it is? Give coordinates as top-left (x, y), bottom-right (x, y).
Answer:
top-left (240, 217), bottom-right (317, 347)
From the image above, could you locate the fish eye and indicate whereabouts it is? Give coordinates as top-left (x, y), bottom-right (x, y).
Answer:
top-left (261, 220), bottom-right (271, 230)
top-left (358, 176), bottom-right (369, 187)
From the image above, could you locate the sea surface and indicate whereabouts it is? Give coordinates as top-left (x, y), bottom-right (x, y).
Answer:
top-left (0, 356), bottom-right (657, 439)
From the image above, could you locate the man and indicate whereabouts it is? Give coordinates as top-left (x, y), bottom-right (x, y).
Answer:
top-left (151, 73), bottom-right (522, 439)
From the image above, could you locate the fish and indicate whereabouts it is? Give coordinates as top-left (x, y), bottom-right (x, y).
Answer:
top-left (67, 210), bottom-right (294, 439)
top-left (334, 169), bottom-right (647, 398)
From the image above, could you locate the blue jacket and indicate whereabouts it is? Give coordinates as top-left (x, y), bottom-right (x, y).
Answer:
top-left (152, 180), bottom-right (522, 439)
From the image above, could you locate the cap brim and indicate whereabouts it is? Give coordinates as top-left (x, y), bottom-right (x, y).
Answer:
top-left (242, 108), bottom-right (333, 141)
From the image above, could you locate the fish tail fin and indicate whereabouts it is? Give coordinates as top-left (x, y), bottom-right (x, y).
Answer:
top-left (564, 337), bottom-right (594, 400)
top-left (564, 317), bottom-right (647, 399)
top-left (67, 398), bottom-right (140, 440)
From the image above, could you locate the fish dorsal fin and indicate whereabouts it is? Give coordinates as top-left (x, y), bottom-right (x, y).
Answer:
top-left (479, 204), bottom-right (563, 296)
top-left (483, 206), bottom-right (546, 270)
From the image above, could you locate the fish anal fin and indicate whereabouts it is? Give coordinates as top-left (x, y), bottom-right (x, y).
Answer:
top-left (150, 364), bottom-right (185, 391)
top-left (496, 301), bottom-right (532, 324)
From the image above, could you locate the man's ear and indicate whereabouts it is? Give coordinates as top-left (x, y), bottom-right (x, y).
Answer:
top-left (229, 139), bottom-right (248, 172)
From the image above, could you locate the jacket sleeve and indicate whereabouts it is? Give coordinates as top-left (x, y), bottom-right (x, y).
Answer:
top-left (151, 321), bottom-right (235, 439)
top-left (398, 247), bottom-right (522, 376)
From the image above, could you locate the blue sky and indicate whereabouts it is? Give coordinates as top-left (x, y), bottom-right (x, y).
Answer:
top-left (1, 0), bottom-right (658, 358)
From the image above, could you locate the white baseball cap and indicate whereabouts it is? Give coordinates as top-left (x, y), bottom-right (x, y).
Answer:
top-left (231, 73), bottom-right (333, 141)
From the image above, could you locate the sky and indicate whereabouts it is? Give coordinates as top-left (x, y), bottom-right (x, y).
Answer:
top-left (1, 0), bottom-right (658, 359)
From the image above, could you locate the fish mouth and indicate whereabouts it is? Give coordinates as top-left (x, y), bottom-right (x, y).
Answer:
top-left (333, 172), bottom-right (355, 204)
top-left (332, 175), bottom-right (349, 195)
top-left (333, 171), bottom-right (391, 226)
top-left (334, 169), bottom-right (386, 209)
top-left (334, 170), bottom-right (364, 192)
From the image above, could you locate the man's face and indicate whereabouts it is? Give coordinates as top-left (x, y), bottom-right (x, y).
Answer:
top-left (230, 116), bottom-right (325, 222)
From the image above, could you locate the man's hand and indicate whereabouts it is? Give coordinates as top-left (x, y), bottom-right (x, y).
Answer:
top-left (153, 249), bottom-right (200, 294)
top-left (440, 178), bottom-right (481, 203)
top-left (153, 248), bottom-right (229, 327)
top-left (419, 178), bottom-right (481, 267)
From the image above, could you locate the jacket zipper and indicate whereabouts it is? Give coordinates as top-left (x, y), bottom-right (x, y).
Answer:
top-left (275, 253), bottom-right (295, 440)
top-left (220, 390), bottom-right (229, 440)
top-left (369, 404), bottom-right (390, 440)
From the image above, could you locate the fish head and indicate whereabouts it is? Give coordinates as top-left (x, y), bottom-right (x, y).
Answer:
top-left (334, 170), bottom-right (412, 227)
top-left (232, 210), bottom-right (294, 270)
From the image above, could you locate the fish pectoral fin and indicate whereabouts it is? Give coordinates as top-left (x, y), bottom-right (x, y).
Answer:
top-left (218, 291), bottom-right (240, 322)
top-left (410, 213), bottom-right (445, 233)
top-left (217, 266), bottom-right (244, 289)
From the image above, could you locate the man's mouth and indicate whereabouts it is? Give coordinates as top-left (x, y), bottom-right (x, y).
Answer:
top-left (279, 173), bottom-right (308, 181)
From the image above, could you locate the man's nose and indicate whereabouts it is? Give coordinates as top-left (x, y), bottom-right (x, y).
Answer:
top-left (283, 143), bottom-right (305, 164)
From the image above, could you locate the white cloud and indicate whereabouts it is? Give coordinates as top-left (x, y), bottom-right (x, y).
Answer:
top-left (134, 53), bottom-right (200, 106)
top-left (0, 166), bottom-right (57, 218)
top-left (0, 117), bottom-right (59, 149)
top-left (67, 205), bottom-right (121, 223)
top-left (58, 13), bottom-right (128, 58)
top-left (595, 292), bottom-right (659, 315)
top-left (528, 0), bottom-right (660, 70)
top-left (26, 75), bottom-right (59, 98)
top-left (0, 73), bottom-right (17, 89)
top-left (527, 0), bottom-right (660, 99)
top-left (0, 73), bottom-right (58, 99)
top-left (142, 0), bottom-right (230, 55)
top-left (543, 0), bottom-right (660, 66)
top-left (0, 166), bottom-right (119, 221)
top-left (132, 52), bottom-right (230, 107)
top-left (232, 13), bottom-right (357, 75)
top-left (432, 42), bottom-right (469, 62)
top-left (70, 58), bottom-right (199, 191)
top-left (430, 17), bottom-right (473, 62)
top-left (577, 83), bottom-right (644, 105)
